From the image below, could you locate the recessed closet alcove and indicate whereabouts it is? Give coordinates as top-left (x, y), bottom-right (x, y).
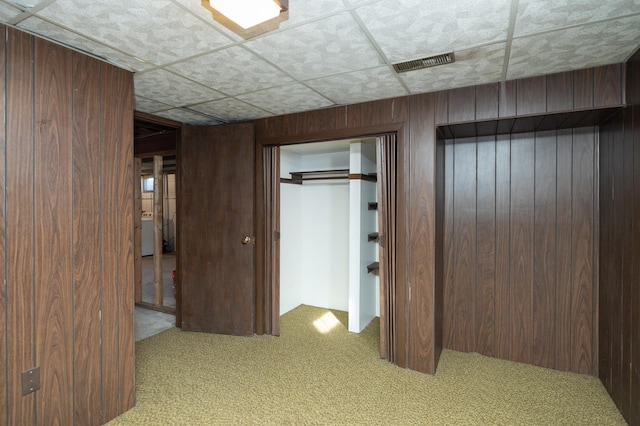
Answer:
top-left (279, 138), bottom-right (380, 333)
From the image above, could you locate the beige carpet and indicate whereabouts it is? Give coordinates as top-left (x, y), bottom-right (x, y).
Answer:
top-left (108, 305), bottom-right (625, 425)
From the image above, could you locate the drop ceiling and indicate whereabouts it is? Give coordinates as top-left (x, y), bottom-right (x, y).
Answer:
top-left (1, 0), bottom-right (639, 126)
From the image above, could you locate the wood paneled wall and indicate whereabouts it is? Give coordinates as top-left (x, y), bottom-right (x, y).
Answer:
top-left (0, 25), bottom-right (135, 425)
top-left (254, 63), bottom-right (624, 376)
top-left (599, 48), bottom-right (640, 426)
top-left (443, 129), bottom-right (598, 375)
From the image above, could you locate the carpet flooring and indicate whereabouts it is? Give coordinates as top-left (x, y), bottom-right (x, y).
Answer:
top-left (107, 305), bottom-right (625, 425)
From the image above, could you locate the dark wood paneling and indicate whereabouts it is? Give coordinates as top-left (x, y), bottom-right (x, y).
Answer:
top-left (574, 68), bottom-right (594, 110)
top-left (556, 129), bottom-right (574, 372)
top-left (6, 26), bottom-right (35, 425)
top-left (632, 95), bottom-right (640, 426)
top-left (517, 76), bottom-right (546, 116)
top-left (571, 128), bottom-right (595, 375)
top-left (443, 142), bottom-right (455, 349)
top-left (407, 93), bottom-right (437, 373)
top-left (449, 87), bottom-right (475, 123)
top-left (434, 91), bottom-right (448, 125)
top-left (533, 131), bottom-right (556, 369)
top-left (476, 136), bottom-right (496, 357)
top-left (499, 80), bottom-right (517, 117)
top-left (0, 26), bottom-right (6, 423)
top-left (100, 62), bottom-right (121, 423)
top-left (494, 135), bottom-right (511, 360)
top-left (295, 108), bottom-right (336, 135)
top-left (116, 66), bottom-right (136, 414)
top-left (72, 52), bottom-right (102, 426)
top-left (34, 37), bottom-right (74, 424)
top-left (509, 134), bottom-right (535, 365)
top-left (547, 72), bottom-right (574, 113)
top-left (475, 84), bottom-right (499, 120)
top-left (594, 64), bottom-right (622, 108)
top-left (451, 138), bottom-right (477, 352)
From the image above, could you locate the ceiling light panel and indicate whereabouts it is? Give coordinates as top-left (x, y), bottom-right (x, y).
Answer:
top-left (209, 0), bottom-right (282, 29)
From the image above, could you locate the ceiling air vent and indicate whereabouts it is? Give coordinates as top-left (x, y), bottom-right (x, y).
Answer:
top-left (393, 52), bottom-right (455, 73)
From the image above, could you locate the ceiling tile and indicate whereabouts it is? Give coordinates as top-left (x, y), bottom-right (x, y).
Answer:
top-left (245, 12), bottom-right (384, 80)
top-left (278, 0), bottom-right (346, 28)
top-left (167, 45), bottom-right (294, 96)
top-left (35, 0), bottom-right (233, 65)
top-left (169, 0), bottom-right (242, 41)
top-left (507, 15), bottom-right (640, 79)
top-left (0, 2), bottom-right (23, 20)
top-left (190, 98), bottom-right (272, 121)
top-left (3, 0), bottom-right (52, 10)
top-left (154, 108), bottom-right (222, 125)
top-left (515, 0), bottom-right (640, 37)
top-left (237, 83), bottom-right (334, 116)
top-left (306, 66), bottom-right (407, 104)
top-left (401, 42), bottom-right (505, 94)
top-left (135, 96), bottom-right (173, 114)
top-left (356, 0), bottom-right (510, 63)
top-left (134, 69), bottom-right (225, 107)
top-left (18, 17), bottom-right (152, 71)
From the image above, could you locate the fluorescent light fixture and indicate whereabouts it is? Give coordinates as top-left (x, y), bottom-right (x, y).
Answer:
top-left (209, 0), bottom-right (284, 29)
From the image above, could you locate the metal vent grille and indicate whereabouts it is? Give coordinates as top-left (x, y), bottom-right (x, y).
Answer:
top-left (393, 52), bottom-right (455, 73)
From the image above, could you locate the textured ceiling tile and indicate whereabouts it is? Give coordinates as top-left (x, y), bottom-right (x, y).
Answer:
top-left (190, 98), bottom-right (272, 121)
top-left (237, 83), bottom-right (334, 116)
top-left (278, 0), bottom-right (346, 27)
top-left (401, 42), bottom-right (505, 93)
top-left (19, 17), bottom-right (153, 71)
top-left (3, 0), bottom-right (52, 10)
top-left (515, 0), bottom-right (640, 37)
top-left (508, 15), bottom-right (640, 79)
top-left (167, 45), bottom-right (294, 96)
top-left (245, 12), bottom-right (383, 80)
top-left (154, 108), bottom-right (222, 125)
top-left (35, 0), bottom-right (232, 65)
top-left (306, 66), bottom-right (407, 104)
top-left (0, 2), bottom-right (23, 20)
top-left (134, 69), bottom-right (225, 107)
top-left (357, 0), bottom-right (510, 63)
top-left (135, 96), bottom-right (173, 114)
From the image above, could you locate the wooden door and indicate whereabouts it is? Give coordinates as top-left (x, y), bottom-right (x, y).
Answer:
top-left (178, 123), bottom-right (255, 335)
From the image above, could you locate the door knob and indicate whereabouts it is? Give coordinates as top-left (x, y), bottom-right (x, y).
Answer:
top-left (242, 236), bottom-right (251, 245)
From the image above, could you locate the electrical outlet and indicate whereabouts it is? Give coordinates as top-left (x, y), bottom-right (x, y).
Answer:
top-left (21, 367), bottom-right (40, 396)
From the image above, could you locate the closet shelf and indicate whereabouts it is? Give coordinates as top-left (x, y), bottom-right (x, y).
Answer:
top-left (282, 169), bottom-right (349, 184)
top-left (368, 232), bottom-right (379, 242)
top-left (367, 262), bottom-right (379, 273)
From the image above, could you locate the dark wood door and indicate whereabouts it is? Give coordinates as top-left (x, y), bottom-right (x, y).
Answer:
top-left (178, 123), bottom-right (255, 335)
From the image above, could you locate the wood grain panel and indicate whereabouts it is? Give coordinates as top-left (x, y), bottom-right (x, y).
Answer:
top-left (475, 136), bottom-right (496, 357)
top-left (443, 141), bottom-right (455, 349)
top-left (72, 52), bottom-right (102, 426)
top-left (408, 93), bottom-right (436, 373)
top-left (546, 72), bottom-right (573, 113)
top-left (632, 102), bottom-right (640, 426)
top-left (0, 26), bottom-right (6, 423)
top-left (116, 67), bottom-right (136, 414)
top-left (571, 128), bottom-right (595, 375)
top-left (509, 133), bottom-right (534, 365)
top-left (573, 68), bottom-right (594, 110)
top-left (434, 91), bottom-right (448, 125)
top-left (34, 37), bottom-right (74, 424)
top-left (499, 80), bottom-right (517, 117)
top-left (6, 26), bottom-right (35, 425)
top-left (475, 84), bottom-right (499, 120)
top-left (494, 134), bottom-right (511, 360)
top-left (555, 129), bottom-right (574, 372)
top-left (448, 86), bottom-right (476, 124)
top-left (533, 131), bottom-right (557, 368)
top-left (295, 108), bottom-right (336, 135)
top-left (100, 62), bottom-right (121, 422)
top-left (594, 64), bottom-right (622, 108)
top-left (451, 138), bottom-right (477, 352)
top-left (517, 76), bottom-right (546, 116)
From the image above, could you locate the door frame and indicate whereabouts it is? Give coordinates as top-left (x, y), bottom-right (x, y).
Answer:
top-left (255, 122), bottom-right (406, 359)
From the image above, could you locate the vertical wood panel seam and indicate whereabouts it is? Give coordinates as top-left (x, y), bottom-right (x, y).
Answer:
top-left (493, 137), bottom-right (497, 357)
top-left (475, 139), bottom-right (478, 353)
top-left (30, 34), bottom-right (36, 425)
top-left (114, 68), bottom-right (121, 415)
top-left (1, 25), bottom-right (6, 426)
top-left (71, 50), bottom-right (76, 426)
top-left (98, 61), bottom-right (104, 425)
top-left (554, 132), bottom-right (558, 370)
top-left (532, 133), bottom-right (536, 364)
top-left (569, 129), bottom-right (574, 370)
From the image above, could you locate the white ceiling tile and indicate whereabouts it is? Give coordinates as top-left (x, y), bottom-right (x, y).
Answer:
top-left (245, 12), bottom-right (384, 80)
top-left (401, 42), bottom-right (505, 94)
top-left (507, 15), bottom-right (640, 79)
top-left (237, 83), bottom-right (334, 116)
top-left (154, 108), bottom-right (222, 125)
top-left (167, 45), bottom-right (294, 96)
top-left (18, 17), bottom-right (153, 71)
top-left (356, 0), bottom-right (510, 63)
top-left (135, 69), bottom-right (225, 107)
top-left (35, 0), bottom-right (233, 65)
top-left (306, 66), bottom-right (407, 104)
top-left (190, 98), bottom-right (272, 121)
top-left (0, 1), bottom-right (23, 20)
top-left (3, 0), bottom-right (52, 10)
top-left (515, 0), bottom-right (640, 37)
top-left (135, 96), bottom-right (173, 114)
top-left (278, 0), bottom-right (346, 27)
